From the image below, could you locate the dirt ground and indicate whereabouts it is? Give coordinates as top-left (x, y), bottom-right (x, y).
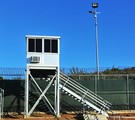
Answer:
top-left (2, 111), bottom-right (135, 120)
top-left (2, 113), bottom-right (83, 120)
top-left (109, 110), bottom-right (135, 120)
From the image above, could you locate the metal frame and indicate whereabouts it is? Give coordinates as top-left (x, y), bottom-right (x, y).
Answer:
top-left (25, 68), bottom-right (60, 117)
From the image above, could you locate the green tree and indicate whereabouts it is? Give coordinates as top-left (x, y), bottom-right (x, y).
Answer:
top-left (0, 77), bottom-right (3, 80)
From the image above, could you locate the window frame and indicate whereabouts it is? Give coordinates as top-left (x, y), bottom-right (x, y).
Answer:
top-left (28, 38), bottom-right (42, 53)
top-left (44, 39), bottom-right (58, 53)
top-left (27, 38), bottom-right (58, 54)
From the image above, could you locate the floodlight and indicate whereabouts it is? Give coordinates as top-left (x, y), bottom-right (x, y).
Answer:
top-left (89, 11), bottom-right (93, 13)
top-left (92, 3), bottom-right (98, 8)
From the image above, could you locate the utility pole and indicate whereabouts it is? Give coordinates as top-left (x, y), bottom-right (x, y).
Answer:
top-left (89, 3), bottom-right (100, 80)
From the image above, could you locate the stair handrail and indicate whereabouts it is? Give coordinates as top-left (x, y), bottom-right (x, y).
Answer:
top-left (60, 78), bottom-right (109, 110)
top-left (60, 72), bottom-right (111, 110)
top-left (60, 73), bottom-right (101, 99)
top-left (60, 73), bottom-right (110, 109)
top-left (60, 72), bottom-right (111, 106)
top-left (60, 72), bottom-right (103, 99)
top-left (60, 73), bottom-right (110, 107)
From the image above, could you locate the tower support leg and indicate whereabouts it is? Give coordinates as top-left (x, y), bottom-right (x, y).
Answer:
top-left (55, 68), bottom-right (60, 117)
top-left (24, 68), bottom-right (30, 118)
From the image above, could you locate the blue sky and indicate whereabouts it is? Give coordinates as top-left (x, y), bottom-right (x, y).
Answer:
top-left (0, 0), bottom-right (135, 68)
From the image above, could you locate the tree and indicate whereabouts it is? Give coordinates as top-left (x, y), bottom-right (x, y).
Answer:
top-left (0, 77), bottom-right (3, 80)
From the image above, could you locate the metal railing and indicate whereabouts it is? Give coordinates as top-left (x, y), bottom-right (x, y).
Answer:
top-left (61, 67), bottom-right (135, 74)
top-left (59, 72), bottom-right (111, 116)
top-left (69, 74), bottom-right (135, 81)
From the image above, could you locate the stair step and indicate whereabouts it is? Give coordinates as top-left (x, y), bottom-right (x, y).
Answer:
top-left (74, 98), bottom-right (78, 100)
top-left (83, 114), bottom-right (89, 120)
top-left (97, 114), bottom-right (108, 120)
top-left (83, 114), bottom-right (108, 120)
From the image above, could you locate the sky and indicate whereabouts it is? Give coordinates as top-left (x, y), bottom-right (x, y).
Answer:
top-left (0, 0), bottom-right (135, 68)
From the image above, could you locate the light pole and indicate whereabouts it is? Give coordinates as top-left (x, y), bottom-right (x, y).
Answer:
top-left (89, 3), bottom-right (100, 80)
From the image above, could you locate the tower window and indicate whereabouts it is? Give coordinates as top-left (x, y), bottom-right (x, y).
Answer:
top-left (36, 39), bottom-right (42, 52)
top-left (52, 39), bottom-right (58, 53)
top-left (28, 38), bottom-right (58, 53)
top-left (44, 39), bottom-right (58, 53)
top-left (44, 39), bottom-right (50, 52)
top-left (28, 39), bottom-right (35, 52)
top-left (28, 38), bottom-right (42, 52)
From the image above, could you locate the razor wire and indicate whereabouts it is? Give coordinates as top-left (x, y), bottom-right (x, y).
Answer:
top-left (0, 67), bottom-right (25, 79)
top-left (0, 67), bottom-right (135, 80)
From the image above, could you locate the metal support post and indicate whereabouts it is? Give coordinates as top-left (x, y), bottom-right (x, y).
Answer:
top-left (24, 68), bottom-right (29, 118)
top-left (55, 74), bottom-right (57, 116)
top-left (126, 74), bottom-right (129, 109)
top-left (89, 3), bottom-right (100, 80)
top-left (55, 68), bottom-right (60, 117)
top-left (2, 89), bottom-right (4, 119)
top-left (0, 93), bottom-right (1, 119)
top-left (0, 88), bottom-right (4, 119)
top-left (94, 75), bottom-right (97, 94)
top-left (0, 92), bottom-right (1, 119)
top-left (94, 9), bottom-right (100, 80)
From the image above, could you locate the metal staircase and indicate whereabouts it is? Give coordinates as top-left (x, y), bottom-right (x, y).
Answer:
top-left (25, 71), bottom-right (111, 117)
top-left (59, 72), bottom-right (111, 117)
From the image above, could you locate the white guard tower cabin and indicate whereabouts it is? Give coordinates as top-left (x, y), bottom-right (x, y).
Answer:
top-left (25, 35), bottom-right (60, 118)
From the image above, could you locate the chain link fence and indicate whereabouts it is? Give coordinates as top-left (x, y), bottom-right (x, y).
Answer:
top-left (0, 67), bottom-right (135, 113)
top-left (0, 67), bottom-right (135, 80)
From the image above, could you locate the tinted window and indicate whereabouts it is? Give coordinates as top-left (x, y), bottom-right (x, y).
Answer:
top-left (44, 39), bottom-right (50, 52)
top-left (36, 39), bottom-right (42, 52)
top-left (52, 40), bottom-right (58, 53)
top-left (28, 39), bottom-right (35, 52)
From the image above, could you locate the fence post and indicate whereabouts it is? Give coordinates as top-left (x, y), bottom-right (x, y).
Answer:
top-left (126, 74), bottom-right (129, 109)
top-left (79, 75), bottom-right (81, 80)
top-left (0, 88), bottom-right (4, 119)
top-left (95, 75), bottom-right (97, 94)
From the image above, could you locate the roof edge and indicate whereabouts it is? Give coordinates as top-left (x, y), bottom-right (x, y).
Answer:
top-left (26, 35), bottom-right (60, 39)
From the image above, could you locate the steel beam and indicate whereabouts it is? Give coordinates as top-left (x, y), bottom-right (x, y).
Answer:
top-left (28, 74), bottom-right (56, 116)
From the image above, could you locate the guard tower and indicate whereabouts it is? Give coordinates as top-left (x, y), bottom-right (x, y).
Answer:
top-left (25, 35), bottom-right (60, 118)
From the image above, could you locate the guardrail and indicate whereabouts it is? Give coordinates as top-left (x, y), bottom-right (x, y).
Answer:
top-left (60, 72), bottom-right (111, 116)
